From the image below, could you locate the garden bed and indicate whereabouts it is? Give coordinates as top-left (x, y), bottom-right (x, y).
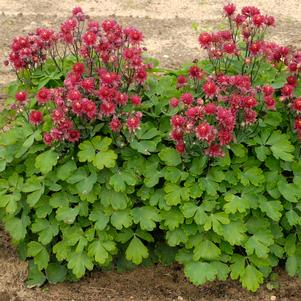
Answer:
top-left (2, 1), bottom-right (301, 301)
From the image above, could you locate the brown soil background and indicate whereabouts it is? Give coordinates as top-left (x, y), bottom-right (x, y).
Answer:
top-left (1, 0), bottom-right (301, 300)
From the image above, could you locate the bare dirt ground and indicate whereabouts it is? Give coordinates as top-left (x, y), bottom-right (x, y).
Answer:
top-left (1, 0), bottom-right (301, 300)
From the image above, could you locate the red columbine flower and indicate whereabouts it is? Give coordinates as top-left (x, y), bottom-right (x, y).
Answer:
top-left (198, 32), bottom-right (212, 48)
top-left (171, 128), bottom-right (183, 141)
top-left (264, 96), bottom-right (276, 110)
top-left (43, 132), bottom-right (53, 145)
top-left (67, 89), bottom-right (82, 102)
top-left (186, 107), bottom-right (202, 119)
top-left (203, 81), bottom-right (217, 97)
top-left (176, 142), bottom-right (185, 153)
top-left (36, 87), bottom-right (51, 104)
top-left (170, 97), bottom-right (179, 108)
top-left (244, 109), bottom-right (257, 124)
top-left (289, 63), bottom-right (298, 72)
top-left (52, 109), bottom-right (65, 123)
top-left (72, 100), bottom-right (83, 115)
top-left (110, 117), bottom-right (122, 132)
top-left (295, 117), bottom-right (301, 131)
top-left (265, 15), bottom-right (275, 26)
top-left (292, 98), bottom-right (301, 112)
top-left (287, 76), bottom-right (297, 87)
top-left (252, 14), bottom-right (265, 27)
top-left (116, 93), bottom-right (128, 106)
top-left (81, 77), bottom-right (95, 92)
top-left (180, 93), bottom-right (194, 105)
top-left (127, 112), bottom-right (142, 132)
top-left (262, 85), bottom-right (274, 96)
top-left (100, 102), bottom-right (116, 116)
top-left (218, 129), bottom-right (233, 145)
top-left (82, 99), bottom-right (97, 119)
top-left (15, 91), bottom-right (27, 102)
top-left (29, 110), bottom-right (43, 125)
top-left (281, 84), bottom-right (294, 98)
top-left (244, 96), bottom-right (257, 109)
top-left (131, 95), bottom-right (142, 106)
top-left (135, 67), bottom-right (147, 83)
top-left (223, 42), bottom-right (236, 54)
top-left (72, 63), bottom-right (85, 75)
top-left (204, 103), bottom-right (216, 115)
top-left (177, 75), bottom-right (187, 88)
top-left (249, 42), bottom-right (262, 55)
top-left (127, 28), bottom-right (143, 44)
top-left (223, 3), bottom-right (236, 16)
top-left (195, 122), bottom-right (213, 141)
top-left (205, 144), bottom-right (224, 157)
top-left (82, 31), bottom-right (97, 46)
top-left (66, 129), bottom-right (81, 143)
top-left (189, 66), bottom-right (203, 79)
top-left (171, 115), bottom-right (186, 127)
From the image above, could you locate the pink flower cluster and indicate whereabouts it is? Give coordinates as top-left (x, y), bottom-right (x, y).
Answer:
top-left (169, 71), bottom-right (267, 157)
top-left (13, 7), bottom-right (147, 146)
top-left (6, 28), bottom-right (57, 71)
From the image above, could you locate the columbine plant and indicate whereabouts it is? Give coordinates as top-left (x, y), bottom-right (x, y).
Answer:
top-left (169, 3), bottom-right (301, 157)
top-left (7, 7), bottom-right (148, 148)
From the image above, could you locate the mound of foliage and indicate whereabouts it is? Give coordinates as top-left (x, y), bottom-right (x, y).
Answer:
top-left (1, 3), bottom-right (301, 292)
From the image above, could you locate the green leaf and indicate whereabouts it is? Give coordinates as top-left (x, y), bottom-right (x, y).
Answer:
top-left (94, 150), bottom-right (117, 170)
top-left (35, 150), bottom-right (58, 174)
top-left (245, 231), bottom-right (274, 258)
top-left (78, 136), bottom-right (117, 170)
top-left (78, 140), bottom-right (95, 162)
top-left (166, 228), bottom-right (188, 246)
top-left (193, 240), bottom-right (221, 261)
top-left (100, 189), bottom-right (128, 210)
top-left (255, 146), bottom-right (270, 161)
top-left (75, 172), bottom-right (97, 195)
top-left (231, 144), bottom-right (247, 157)
top-left (239, 167), bottom-right (264, 186)
top-left (223, 222), bottom-right (247, 245)
top-left (88, 240), bottom-right (116, 265)
top-left (241, 265), bottom-right (264, 292)
top-left (286, 255), bottom-right (298, 276)
top-left (266, 131), bottom-right (294, 161)
top-left (27, 241), bottom-right (49, 270)
top-left (184, 261), bottom-right (217, 285)
top-left (46, 263), bottom-right (67, 284)
top-left (259, 199), bottom-right (283, 221)
top-left (89, 208), bottom-right (109, 230)
top-left (4, 216), bottom-right (28, 242)
top-left (164, 183), bottom-right (190, 206)
top-left (224, 194), bottom-right (250, 214)
top-left (26, 261), bottom-right (46, 288)
top-left (56, 206), bottom-right (79, 224)
top-left (286, 210), bottom-right (301, 226)
top-left (67, 252), bottom-right (93, 278)
top-left (230, 255), bottom-right (245, 280)
top-left (109, 170), bottom-right (137, 192)
top-left (132, 206), bottom-right (160, 231)
top-left (0, 192), bottom-right (20, 214)
top-left (56, 161), bottom-right (77, 181)
top-left (31, 219), bottom-right (59, 245)
top-left (125, 236), bottom-right (149, 264)
top-left (158, 147), bottom-right (182, 166)
top-left (161, 208), bottom-right (184, 230)
top-left (111, 210), bottom-right (133, 230)
top-left (204, 212), bottom-right (230, 235)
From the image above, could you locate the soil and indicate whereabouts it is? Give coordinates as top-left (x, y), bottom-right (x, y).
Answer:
top-left (1, 0), bottom-right (301, 300)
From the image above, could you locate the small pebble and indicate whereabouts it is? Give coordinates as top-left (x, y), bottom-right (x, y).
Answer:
top-left (163, 54), bottom-right (169, 58)
top-left (271, 296), bottom-right (277, 301)
top-left (177, 297), bottom-right (184, 301)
